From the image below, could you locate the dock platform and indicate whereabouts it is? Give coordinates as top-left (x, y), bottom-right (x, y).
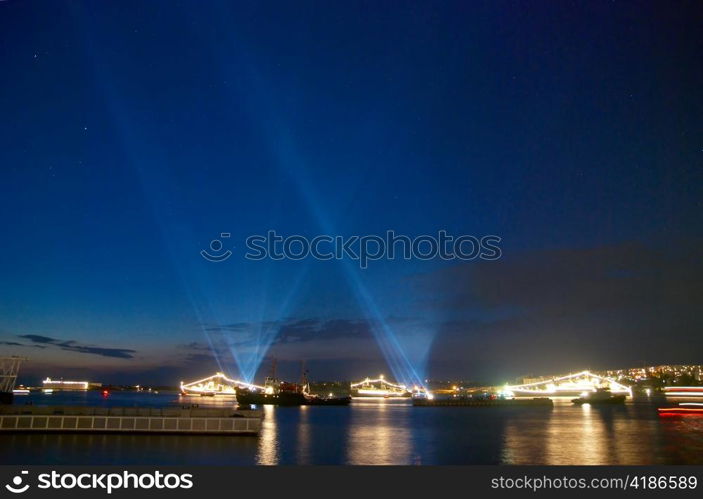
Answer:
top-left (413, 397), bottom-right (553, 408)
top-left (0, 405), bottom-right (263, 435)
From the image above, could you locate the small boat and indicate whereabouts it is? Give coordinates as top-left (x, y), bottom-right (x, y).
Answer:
top-left (305, 394), bottom-right (352, 406)
top-left (572, 388), bottom-right (626, 405)
top-left (42, 388), bottom-right (54, 394)
top-left (658, 402), bottom-right (703, 416)
top-left (12, 388), bottom-right (30, 395)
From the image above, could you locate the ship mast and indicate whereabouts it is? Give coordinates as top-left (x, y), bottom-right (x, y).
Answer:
top-left (300, 360), bottom-right (310, 395)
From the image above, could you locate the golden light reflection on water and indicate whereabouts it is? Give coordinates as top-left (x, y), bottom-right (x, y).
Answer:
top-left (502, 400), bottom-right (662, 465)
top-left (570, 404), bottom-right (608, 464)
top-left (346, 399), bottom-right (415, 464)
top-left (296, 405), bottom-right (312, 464)
top-left (256, 405), bottom-right (279, 465)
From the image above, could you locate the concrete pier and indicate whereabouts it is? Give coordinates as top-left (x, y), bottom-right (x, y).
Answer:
top-left (413, 397), bottom-right (553, 407)
top-left (0, 405), bottom-right (263, 435)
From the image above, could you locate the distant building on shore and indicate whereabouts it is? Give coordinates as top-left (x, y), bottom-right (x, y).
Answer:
top-left (603, 364), bottom-right (703, 382)
top-left (42, 377), bottom-right (102, 391)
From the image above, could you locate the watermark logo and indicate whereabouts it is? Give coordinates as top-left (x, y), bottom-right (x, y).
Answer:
top-left (200, 230), bottom-right (503, 269)
top-left (201, 230), bottom-right (501, 268)
top-left (200, 232), bottom-right (232, 262)
top-left (40, 471), bottom-right (193, 493)
top-left (5, 471), bottom-right (29, 494)
top-left (0, 470), bottom-right (194, 494)
top-left (245, 230), bottom-right (501, 268)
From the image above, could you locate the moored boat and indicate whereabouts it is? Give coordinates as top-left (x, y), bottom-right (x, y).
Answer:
top-left (304, 394), bottom-right (352, 406)
top-left (236, 363), bottom-right (352, 407)
top-left (179, 372), bottom-right (239, 396)
top-left (572, 388), bottom-right (626, 405)
top-left (350, 376), bottom-right (410, 398)
top-left (236, 375), bottom-right (308, 406)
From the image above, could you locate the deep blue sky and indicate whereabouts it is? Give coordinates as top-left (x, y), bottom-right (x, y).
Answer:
top-left (1, 1), bottom-right (701, 386)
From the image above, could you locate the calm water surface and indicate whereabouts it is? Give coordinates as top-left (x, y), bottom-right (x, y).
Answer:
top-left (1, 391), bottom-right (701, 465)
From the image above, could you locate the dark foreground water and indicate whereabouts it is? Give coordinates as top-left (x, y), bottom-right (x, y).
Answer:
top-left (1, 391), bottom-right (701, 465)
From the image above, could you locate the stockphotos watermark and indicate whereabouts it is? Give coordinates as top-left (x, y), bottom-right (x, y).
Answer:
top-left (4, 469), bottom-right (193, 494)
top-left (201, 230), bottom-right (502, 268)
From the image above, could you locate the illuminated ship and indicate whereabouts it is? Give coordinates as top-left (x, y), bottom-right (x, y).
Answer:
top-left (237, 380), bottom-right (352, 406)
top-left (42, 377), bottom-right (101, 391)
top-left (179, 372), bottom-right (259, 396)
top-left (235, 376), bottom-right (309, 406)
top-left (236, 363), bottom-right (352, 406)
top-left (350, 376), bottom-right (411, 398)
top-left (502, 371), bottom-right (632, 398)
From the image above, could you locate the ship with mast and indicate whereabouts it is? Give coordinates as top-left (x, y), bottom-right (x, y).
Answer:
top-left (350, 375), bottom-right (411, 398)
top-left (235, 360), bottom-right (351, 406)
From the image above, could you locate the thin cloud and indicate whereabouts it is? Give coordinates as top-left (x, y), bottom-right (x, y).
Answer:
top-left (17, 334), bottom-right (136, 359)
top-left (0, 340), bottom-right (46, 349)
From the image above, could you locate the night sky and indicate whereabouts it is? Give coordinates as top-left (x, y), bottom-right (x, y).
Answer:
top-left (1, 1), bottom-right (701, 386)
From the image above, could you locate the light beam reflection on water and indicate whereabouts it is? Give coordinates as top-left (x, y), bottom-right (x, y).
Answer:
top-left (502, 399), bottom-right (668, 465)
top-left (256, 405), bottom-right (279, 465)
top-left (346, 399), bottom-right (415, 465)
